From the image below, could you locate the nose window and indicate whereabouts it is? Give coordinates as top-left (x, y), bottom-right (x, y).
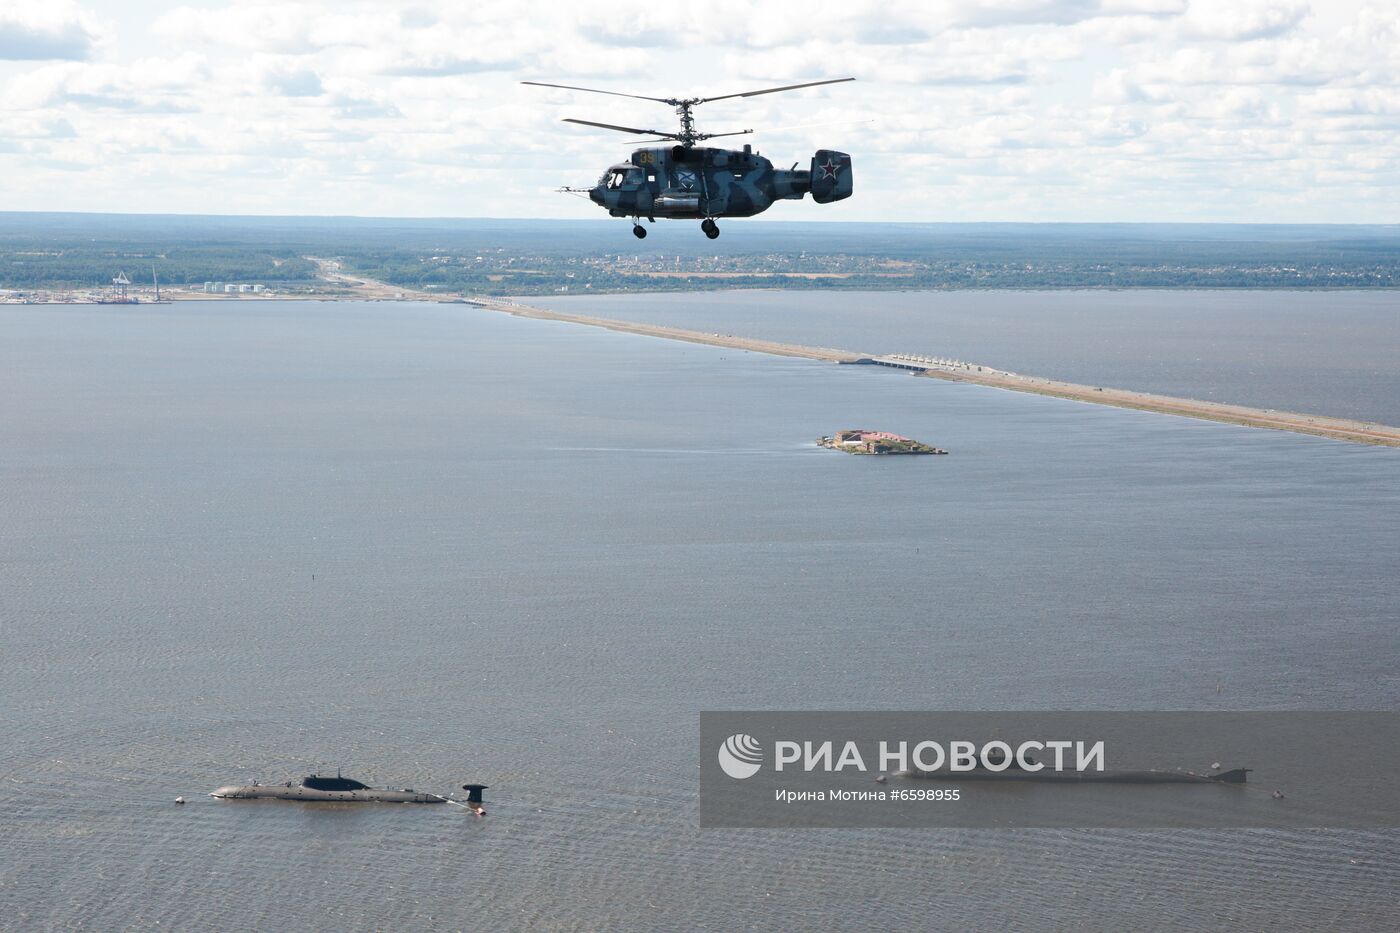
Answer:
top-left (607, 168), bottom-right (643, 189)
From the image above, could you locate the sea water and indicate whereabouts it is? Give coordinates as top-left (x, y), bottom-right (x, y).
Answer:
top-left (2, 300), bottom-right (1397, 930)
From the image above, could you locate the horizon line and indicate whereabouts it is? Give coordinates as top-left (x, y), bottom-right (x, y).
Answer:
top-left (1, 210), bottom-right (1397, 229)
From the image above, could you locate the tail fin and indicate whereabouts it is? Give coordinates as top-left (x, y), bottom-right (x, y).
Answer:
top-left (810, 150), bottom-right (853, 203)
top-left (461, 783), bottom-right (488, 803)
top-left (1214, 768), bottom-right (1250, 784)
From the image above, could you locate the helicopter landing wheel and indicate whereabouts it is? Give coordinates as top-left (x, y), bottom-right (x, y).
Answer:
top-left (632, 224), bottom-right (647, 239)
top-left (701, 219), bottom-right (720, 239)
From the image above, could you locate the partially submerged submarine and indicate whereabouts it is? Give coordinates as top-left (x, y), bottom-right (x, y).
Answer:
top-left (210, 773), bottom-right (488, 812)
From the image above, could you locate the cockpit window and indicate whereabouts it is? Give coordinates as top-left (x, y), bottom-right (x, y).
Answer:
top-left (606, 168), bottom-right (643, 189)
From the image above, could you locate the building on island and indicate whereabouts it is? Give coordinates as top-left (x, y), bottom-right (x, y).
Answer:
top-left (834, 429), bottom-right (913, 451)
top-left (821, 429), bottom-right (945, 455)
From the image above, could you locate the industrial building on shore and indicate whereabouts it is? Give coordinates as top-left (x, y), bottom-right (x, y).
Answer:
top-left (203, 282), bottom-right (266, 294)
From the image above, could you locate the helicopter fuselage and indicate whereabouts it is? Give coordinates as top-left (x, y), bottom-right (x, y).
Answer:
top-left (589, 144), bottom-right (851, 222)
top-left (525, 76), bottom-right (855, 237)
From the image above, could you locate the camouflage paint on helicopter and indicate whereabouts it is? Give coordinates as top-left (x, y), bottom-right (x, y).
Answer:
top-left (525, 78), bottom-right (854, 239)
top-left (591, 144), bottom-right (852, 222)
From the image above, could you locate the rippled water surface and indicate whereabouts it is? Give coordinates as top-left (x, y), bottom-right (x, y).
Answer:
top-left (2, 300), bottom-right (1398, 931)
top-left (533, 289), bottom-right (1400, 424)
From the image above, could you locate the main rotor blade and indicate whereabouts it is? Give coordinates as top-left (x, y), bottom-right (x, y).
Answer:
top-left (697, 77), bottom-right (855, 104)
top-left (523, 81), bottom-right (673, 104)
top-left (562, 118), bottom-right (677, 137)
top-left (696, 129), bottom-right (755, 141)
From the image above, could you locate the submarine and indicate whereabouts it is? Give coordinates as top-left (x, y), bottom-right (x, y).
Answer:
top-left (210, 773), bottom-right (488, 812)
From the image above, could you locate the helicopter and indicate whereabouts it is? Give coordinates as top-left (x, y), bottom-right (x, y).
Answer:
top-left (523, 77), bottom-right (855, 239)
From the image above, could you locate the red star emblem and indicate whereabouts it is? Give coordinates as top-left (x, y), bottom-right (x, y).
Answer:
top-left (819, 158), bottom-right (841, 180)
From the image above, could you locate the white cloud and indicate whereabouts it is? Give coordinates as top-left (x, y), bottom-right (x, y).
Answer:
top-left (0, 1), bottom-right (101, 60)
top-left (1301, 86), bottom-right (1400, 115)
top-left (0, 0), bottom-right (1397, 221)
top-left (5, 53), bottom-right (208, 110)
top-left (0, 112), bottom-right (76, 137)
top-left (262, 64), bottom-right (324, 97)
top-left (151, 4), bottom-right (380, 54)
top-left (1182, 0), bottom-right (1309, 41)
top-left (1093, 68), bottom-right (1148, 102)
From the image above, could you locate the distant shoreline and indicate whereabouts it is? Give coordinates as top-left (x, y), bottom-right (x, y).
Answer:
top-left (8, 282), bottom-right (1400, 308)
top-left (8, 277), bottom-right (1400, 306)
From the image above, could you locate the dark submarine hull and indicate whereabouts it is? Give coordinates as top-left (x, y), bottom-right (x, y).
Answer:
top-left (210, 784), bottom-right (445, 803)
top-left (210, 775), bottom-right (488, 809)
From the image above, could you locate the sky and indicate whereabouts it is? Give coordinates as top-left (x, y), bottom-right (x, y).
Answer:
top-left (0, 0), bottom-right (1397, 222)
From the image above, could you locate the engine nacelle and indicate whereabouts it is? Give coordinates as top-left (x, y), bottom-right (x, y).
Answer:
top-left (810, 150), bottom-right (853, 203)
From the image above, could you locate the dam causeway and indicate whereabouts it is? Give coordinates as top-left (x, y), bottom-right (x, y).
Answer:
top-left (471, 298), bottom-right (1400, 448)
